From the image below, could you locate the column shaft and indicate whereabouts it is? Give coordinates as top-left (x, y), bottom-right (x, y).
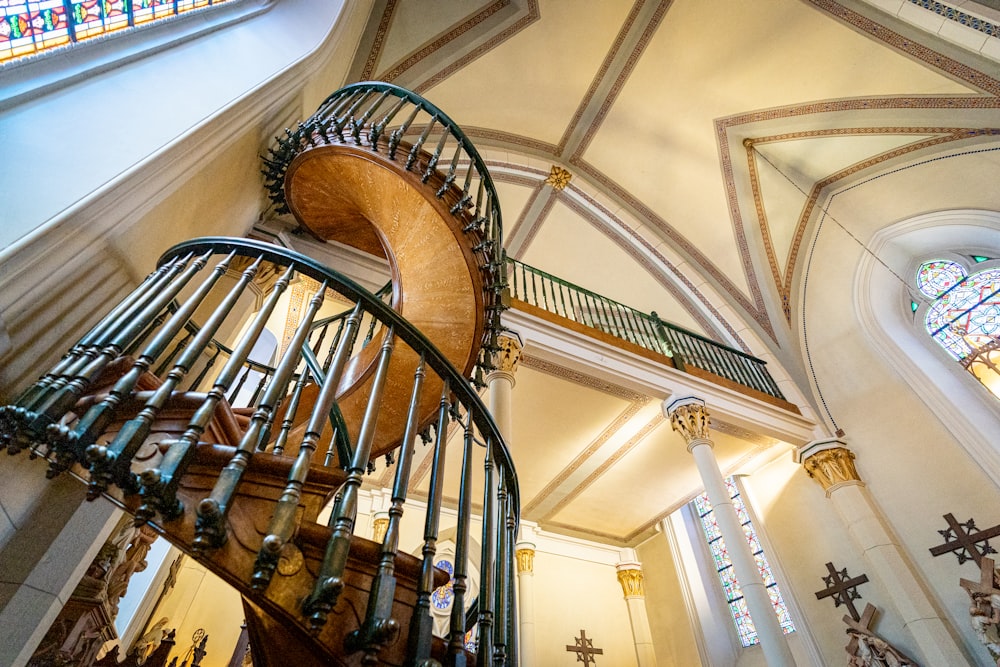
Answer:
top-left (690, 442), bottom-right (794, 667)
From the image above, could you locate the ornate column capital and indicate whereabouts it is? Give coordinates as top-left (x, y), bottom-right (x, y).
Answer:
top-left (488, 332), bottom-right (523, 385)
top-left (371, 511), bottom-right (389, 543)
top-left (663, 396), bottom-right (712, 450)
top-left (616, 563), bottom-right (645, 598)
top-left (515, 541), bottom-right (535, 574)
top-left (797, 438), bottom-right (863, 494)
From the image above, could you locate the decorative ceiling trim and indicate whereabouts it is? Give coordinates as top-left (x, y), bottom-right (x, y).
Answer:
top-left (359, 0), bottom-right (398, 81)
top-left (554, 0), bottom-right (666, 157)
top-left (560, 186), bottom-right (750, 351)
top-left (541, 413), bottom-right (665, 522)
top-left (564, 0), bottom-right (672, 161)
top-left (485, 159), bottom-right (750, 351)
top-left (571, 156), bottom-right (776, 341)
top-left (810, 0), bottom-right (1000, 96)
top-left (415, 0), bottom-right (540, 94)
top-left (464, 126), bottom-right (558, 155)
top-left (746, 125), bottom-right (1000, 322)
top-left (514, 187), bottom-right (557, 253)
top-left (520, 354), bottom-right (647, 401)
top-left (521, 401), bottom-right (650, 518)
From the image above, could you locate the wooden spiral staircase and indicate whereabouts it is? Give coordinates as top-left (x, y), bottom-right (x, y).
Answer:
top-left (0, 83), bottom-right (519, 667)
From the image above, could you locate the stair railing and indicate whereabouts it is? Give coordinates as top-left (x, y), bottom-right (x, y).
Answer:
top-left (506, 256), bottom-right (786, 400)
top-left (0, 237), bottom-right (519, 667)
top-left (261, 81), bottom-right (507, 385)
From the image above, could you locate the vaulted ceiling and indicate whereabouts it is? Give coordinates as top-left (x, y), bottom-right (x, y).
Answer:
top-left (333, 0), bottom-right (1000, 544)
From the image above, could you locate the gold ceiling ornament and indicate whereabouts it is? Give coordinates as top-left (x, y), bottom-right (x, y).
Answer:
top-left (801, 445), bottom-right (862, 492)
top-left (616, 567), bottom-right (645, 598)
top-left (544, 165), bottom-right (572, 191)
top-left (515, 546), bottom-right (535, 574)
top-left (665, 397), bottom-right (711, 445)
top-left (493, 332), bottom-right (523, 375)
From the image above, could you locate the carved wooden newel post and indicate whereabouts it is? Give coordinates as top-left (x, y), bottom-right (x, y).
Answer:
top-left (665, 397), bottom-right (794, 667)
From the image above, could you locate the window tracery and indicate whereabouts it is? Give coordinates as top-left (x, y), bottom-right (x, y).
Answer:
top-left (693, 477), bottom-right (795, 648)
top-left (1, 0), bottom-right (236, 63)
top-left (915, 256), bottom-right (1000, 398)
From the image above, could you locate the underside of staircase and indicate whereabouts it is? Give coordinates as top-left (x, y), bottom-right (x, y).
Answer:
top-left (0, 83), bottom-right (518, 667)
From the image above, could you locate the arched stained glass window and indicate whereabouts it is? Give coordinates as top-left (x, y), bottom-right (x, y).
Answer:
top-left (917, 257), bottom-right (1000, 398)
top-left (693, 477), bottom-right (795, 648)
top-left (1, 0), bottom-right (237, 63)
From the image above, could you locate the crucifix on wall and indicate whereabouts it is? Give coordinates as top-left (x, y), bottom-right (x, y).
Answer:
top-left (929, 513), bottom-right (1000, 566)
top-left (814, 561), bottom-right (869, 622)
top-left (566, 629), bottom-right (603, 665)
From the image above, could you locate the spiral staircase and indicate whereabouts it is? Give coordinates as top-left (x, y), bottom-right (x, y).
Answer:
top-left (0, 83), bottom-right (518, 667)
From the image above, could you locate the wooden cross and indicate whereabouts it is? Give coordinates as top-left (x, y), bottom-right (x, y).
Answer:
top-left (814, 561), bottom-right (869, 621)
top-left (960, 556), bottom-right (1000, 600)
top-left (929, 513), bottom-right (1000, 566)
top-left (566, 629), bottom-right (603, 665)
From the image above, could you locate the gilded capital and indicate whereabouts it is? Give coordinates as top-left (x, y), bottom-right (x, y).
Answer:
top-left (799, 440), bottom-right (862, 492)
top-left (491, 333), bottom-right (522, 376)
top-left (616, 568), bottom-right (645, 598)
top-left (516, 547), bottom-right (535, 574)
top-left (664, 397), bottom-right (711, 445)
top-left (372, 514), bottom-right (389, 543)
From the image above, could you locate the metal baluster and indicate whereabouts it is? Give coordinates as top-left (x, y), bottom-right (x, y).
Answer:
top-left (88, 255), bottom-right (262, 500)
top-left (154, 330), bottom-right (194, 377)
top-left (275, 369), bottom-right (310, 457)
top-left (345, 355), bottom-right (426, 661)
top-left (436, 140), bottom-right (464, 196)
top-left (228, 366), bottom-right (252, 404)
top-left (406, 116), bottom-right (438, 172)
top-left (188, 346), bottom-right (222, 391)
top-left (251, 302), bottom-right (364, 590)
top-left (6, 257), bottom-right (176, 416)
top-left (303, 327), bottom-right (396, 631)
top-left (450, 158), bottom-right (476, 214)
top-left (387, 104), bottom-right (422, 160)
top-left (423, 130), bottom-right (450, 183)
top-left (351, 89), bottom-right (391, 144)
top-left (335, 91), bottom-right (373, 139)
top-left (185, 274), bottom-right (322, 551)
top-left (493, 476), bottom-right (511, 666)
top-left (476, 439), bottom-right (497, 667)
top-left (45, 252), bottom-right (235, 474)
top-left (408, 381), bottom-right (451, 662)
top-left (370, 95), bottom-right (409, 149)
top-left (7, 252), bottom-right (207, 456)
top-left (448, 408), bottom-right (476, 663)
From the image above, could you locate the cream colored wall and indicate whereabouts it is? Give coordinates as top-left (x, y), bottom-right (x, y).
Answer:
top-left (635, 534), bottom-right (701, 666)
top-left (144, 558), bottom-right (245, 667)
top-left (792, 140), bottom-right (1000, 665)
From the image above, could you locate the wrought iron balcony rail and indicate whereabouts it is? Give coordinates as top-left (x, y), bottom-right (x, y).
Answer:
top-left (506, 257), bottom-right (785, 401)
top-left (0, 237), bottom-right (519, 666)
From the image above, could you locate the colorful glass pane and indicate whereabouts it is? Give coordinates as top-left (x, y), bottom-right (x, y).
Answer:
top-left (431, 559), bottom-right (454, 610)
top-left (0, 0), bottom-right (236, 62)
top-left (695, 478), bottom-right (796, 647)
top-left (924, 268), bottom-right (1000, 359)
top-left (917, 260), bottom-right (966, 298)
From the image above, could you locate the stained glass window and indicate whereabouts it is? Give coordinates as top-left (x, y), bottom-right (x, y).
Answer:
top-left (0, 0), bottom-right (236, 63)
top-left (431, 559), bottom-right (454, 610)
top-left (693, 477), bottom-right (795, 648)
top-left (917, 258), bottom-right (1000, 398)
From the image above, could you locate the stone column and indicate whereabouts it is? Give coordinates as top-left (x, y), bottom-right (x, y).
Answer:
top-left (515, 542), bottom-right (536, 667)
top-left (487, 332), bottom-right (521, 441)
top-left (371, 510), bottom-right (389, 544)
top-left (615, 556), bottom-right (657, 666)
top-left (798, 439), bottom-right (972, 666)
top-left (665, 397), bottom-right (794, 667)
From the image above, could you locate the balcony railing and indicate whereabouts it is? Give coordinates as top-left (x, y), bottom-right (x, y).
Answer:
top-left (505, 258), bottom-right (785, 401)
